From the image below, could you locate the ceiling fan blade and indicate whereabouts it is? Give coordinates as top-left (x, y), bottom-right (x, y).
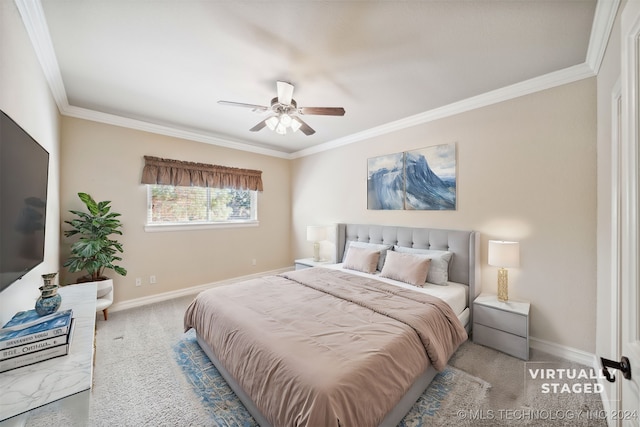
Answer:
top-left (298, 107), bottom-right (346, 116)
top-left (249, 118), bottom-right (269, 132)
top-left (277, 81), bottom-right (294, 105)
top-left (218, 100), bottom-right (269, 113)
top-left (293, 116), bottom-right (316, 136)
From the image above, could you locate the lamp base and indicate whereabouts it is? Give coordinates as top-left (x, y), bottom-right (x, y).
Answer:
top-left (313, 241), bottom-right (321, 262)
top-left (497, 268), bottom-right (509, 302)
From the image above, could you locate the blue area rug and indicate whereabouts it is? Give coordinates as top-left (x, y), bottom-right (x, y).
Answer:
top-left (173, 330), bottom-right (489, 426)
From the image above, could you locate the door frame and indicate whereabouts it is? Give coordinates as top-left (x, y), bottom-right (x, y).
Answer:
top-left (620, 0), bottom-right (640, 418)
top-left (609, 79), bottom-right (622, 422)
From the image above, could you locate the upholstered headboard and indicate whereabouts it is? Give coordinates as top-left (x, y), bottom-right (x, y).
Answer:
top-left (335, 224), bottom-right (481, 325)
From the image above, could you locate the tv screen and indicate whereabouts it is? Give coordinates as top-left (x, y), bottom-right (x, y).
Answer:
top-left (0, 111), bottom-right (49, 293)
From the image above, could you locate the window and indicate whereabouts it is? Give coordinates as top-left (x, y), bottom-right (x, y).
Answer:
top-left (141, 156), bottom-right (263, 231)
top-left (146, 185), bottom-right (257, 230)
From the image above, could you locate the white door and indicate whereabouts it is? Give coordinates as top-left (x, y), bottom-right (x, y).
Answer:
top-left (620, 0), bottom-right (640, 423)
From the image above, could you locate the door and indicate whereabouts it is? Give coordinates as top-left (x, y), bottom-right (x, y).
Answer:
top-left (620, 0), bottom-right (640, 423)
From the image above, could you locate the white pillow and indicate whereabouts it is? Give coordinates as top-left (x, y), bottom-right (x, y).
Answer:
top-left (345, 241), bottom-right (392, 271)
top-left (343, 247), bottom-right (380, 274)
top-left (393, 246), bottom-right (453, 285)
top-left (380, 251), bottom-right (431, 287)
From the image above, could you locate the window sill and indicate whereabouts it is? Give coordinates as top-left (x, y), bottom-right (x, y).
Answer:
top-left (144, 221), bottom-right (259, 233)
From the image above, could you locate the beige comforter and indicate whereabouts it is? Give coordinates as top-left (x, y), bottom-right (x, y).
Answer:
top-left (184, 267), bottom-right (467, 427)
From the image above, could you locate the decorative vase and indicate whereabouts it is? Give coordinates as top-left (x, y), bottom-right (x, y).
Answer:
top-left (35, 272), bottom-right (62, 316)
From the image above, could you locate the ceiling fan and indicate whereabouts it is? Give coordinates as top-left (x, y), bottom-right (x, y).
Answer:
top-left (218, 81), bottom-right (345, 136)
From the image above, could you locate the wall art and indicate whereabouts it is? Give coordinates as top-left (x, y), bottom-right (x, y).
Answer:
top-left (367, 143), bottom-right (456, 210)
top-left (367, 153), bottom-right (404, 210)
top-left (404, 143), bottom-right (456, 210)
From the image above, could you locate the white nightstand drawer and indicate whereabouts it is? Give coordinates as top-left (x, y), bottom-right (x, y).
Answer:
top-left (473, 323), bottom-right (529, 360)
top-left (294, 258), bottom-right (331, 270)
top-left (474, 303), bottom-right (527, 337)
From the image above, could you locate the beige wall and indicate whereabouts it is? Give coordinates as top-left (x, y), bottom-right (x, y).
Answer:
top-left (292, 78), bottom-right (597, 352)
top-left (0, 0), bottom-right (61, 324)
top-left (60, 117), bottom-right (291, 304)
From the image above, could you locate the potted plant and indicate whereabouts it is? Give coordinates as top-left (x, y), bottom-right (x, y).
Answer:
top-left (63, 193), bottom-right (126, 319)
top-left (64, 192), bottom-right (127, 281)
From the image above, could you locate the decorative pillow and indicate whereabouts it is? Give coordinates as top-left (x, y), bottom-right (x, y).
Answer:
top-left (393, 246), bottom-right (453, 285)
top-left (343, 247), bottom-right (380, 274)
top-left (344, 241), bottom-right (393, 271)
top-left (380, 251), bottom-right (431, 287)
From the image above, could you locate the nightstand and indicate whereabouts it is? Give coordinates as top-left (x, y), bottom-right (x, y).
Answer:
top-left (294, 258), bottom-right (331, 270)
top-left (473, 294), bottom-right (530, 360)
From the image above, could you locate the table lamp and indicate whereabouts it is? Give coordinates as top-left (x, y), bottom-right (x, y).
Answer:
top-left (488, 240), bottom-right (520, 302)
top-left (306, 226), bottom-right (327, 262)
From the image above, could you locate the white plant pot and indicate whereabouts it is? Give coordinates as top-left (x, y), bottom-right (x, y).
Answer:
top-left (80, 278), bottom-right (114, 319)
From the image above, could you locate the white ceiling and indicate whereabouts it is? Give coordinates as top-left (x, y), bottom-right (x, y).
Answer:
top-left (19, 1), bottom-right (610, 158)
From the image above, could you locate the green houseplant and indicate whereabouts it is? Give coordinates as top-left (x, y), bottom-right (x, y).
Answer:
top-left (63, 192), bottom-right (127, 282)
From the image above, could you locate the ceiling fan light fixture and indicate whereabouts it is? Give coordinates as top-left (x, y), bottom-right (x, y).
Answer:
top-left (280, 113), bottom-right (292, 127)
top-left (275, 122), bottom-right (288, 135)
top-left (265, 113), bottom-right (302, 135)
top-left (266, 116), bottom-right (279, 131)
top-left (220, 81), bottom-right (343, 136)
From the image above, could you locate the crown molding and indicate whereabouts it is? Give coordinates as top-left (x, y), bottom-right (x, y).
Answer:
top-left (586, 0), bottom-right (621, 74)
top-left (15, 0), bottom-right (68, 109)
top-left (15, 0), bottom-right (292, 159)
top-left (62, 105), bottom-right (292, 159)
top-left (291, 62), bottom-right (595, 159)
top-left (17, 0), bottom-right (611, 161)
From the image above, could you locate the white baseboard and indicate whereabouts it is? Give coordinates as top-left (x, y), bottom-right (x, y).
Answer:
top-left (530, 336), bottom-right (596, 366)
top-left (531, 337), bottom-right (615, 426)
top-left (109, 267), bottom-right (292, 313)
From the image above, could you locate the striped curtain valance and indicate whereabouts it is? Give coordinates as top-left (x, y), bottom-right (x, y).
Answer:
top-left (141, 156), bottom-right (263, 191)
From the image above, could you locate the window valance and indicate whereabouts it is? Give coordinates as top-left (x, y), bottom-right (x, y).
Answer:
top-left (141, 156), bottom-right (263, 191)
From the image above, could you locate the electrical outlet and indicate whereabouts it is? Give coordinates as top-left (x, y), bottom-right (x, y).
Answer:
top-left (251, 259), bottom-right (257, 266)
top-left (150, 275), bottom-right (157, 284)
top-left (135, 278), bottom-right (142, 287)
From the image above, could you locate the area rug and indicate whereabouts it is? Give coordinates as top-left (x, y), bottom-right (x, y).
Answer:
top-left (173, 330), bottom-right (490, 426)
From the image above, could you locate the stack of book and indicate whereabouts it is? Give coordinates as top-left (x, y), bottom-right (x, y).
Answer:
top-left (0, 309), bottom-right (74, 373)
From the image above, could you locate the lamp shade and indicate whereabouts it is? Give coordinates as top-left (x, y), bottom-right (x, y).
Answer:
top-left (488, 240), bottom-right (520, 268)
top-left (307, 226), bottom-right (327, 242)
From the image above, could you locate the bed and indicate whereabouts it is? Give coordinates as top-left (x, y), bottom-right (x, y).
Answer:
top-left (184, 224), bottom-right (481, 427)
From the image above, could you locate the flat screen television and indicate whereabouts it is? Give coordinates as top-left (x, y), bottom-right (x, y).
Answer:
top-left (0, 110), bottom-right (49, 293)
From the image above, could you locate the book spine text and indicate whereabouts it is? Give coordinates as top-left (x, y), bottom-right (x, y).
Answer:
top-left (0, 335), bottom-right (69, 360)
top-left (0, 345), bottom-right (69, 373)
top-left (0, 327), bottom-right (69, 350)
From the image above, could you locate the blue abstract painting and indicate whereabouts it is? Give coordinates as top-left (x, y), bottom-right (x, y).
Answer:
top-left (367, 153), bottom-right (404, 210)
top-left (404, 143), bottom-right (456, 210)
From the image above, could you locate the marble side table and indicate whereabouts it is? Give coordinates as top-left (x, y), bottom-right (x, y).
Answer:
top-left (0, 283), bottom-right (97, 425)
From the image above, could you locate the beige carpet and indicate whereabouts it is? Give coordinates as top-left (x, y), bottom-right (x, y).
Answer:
top-left (448, 342), bottom-right (607, 426)
top-left (23, 294), bottom-right (606, 426)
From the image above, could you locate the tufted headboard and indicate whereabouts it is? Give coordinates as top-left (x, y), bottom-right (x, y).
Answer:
top-left (335, 224), bottom-right (481, 326)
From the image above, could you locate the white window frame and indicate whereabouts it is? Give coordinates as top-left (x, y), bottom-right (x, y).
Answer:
top-left (144, 185), bottom-right (259, 232)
